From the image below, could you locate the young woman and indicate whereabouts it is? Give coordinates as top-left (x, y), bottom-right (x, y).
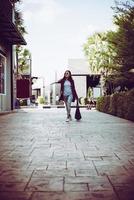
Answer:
top-left (57, 70), bottom-right (78, 122)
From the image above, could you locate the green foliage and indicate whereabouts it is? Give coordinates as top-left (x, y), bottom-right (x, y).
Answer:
top-left (79, 97), bottom-right (85, 105)
top-left (116, 92), bottom-right (127, 117)
top-left (14, 6), bottom-right (27, 35)
top-left (96, 96), bottom-right (110, 113)
top-left (105, 71), bottom-right (134, 94)
top-left (124, 88), bottom-right (134, 120)
top-left (16, 46), bottom-right (31, 75)
top-left (83, 1), bottom-right (134, 93)
top-left (14, 2), bottom-right (31, 76)
top-left (83, 32), bottom-right (115, 74)
top-left (111, 0), bottom-right (134, 72)
top-left (96, 96), bottom-right (105, 111)
top-left (105, 0), bottom-right (134, 92)
top-left (108, 93), bottom-right (118, 115)
top-left (96, 88), bottom-right (134, 121)
top-left (87, 87), bottom-right (93, 98)
top-left (37, 96), bottom-right (45, 104)
top-left (19, 99), bottom-right (27, 106)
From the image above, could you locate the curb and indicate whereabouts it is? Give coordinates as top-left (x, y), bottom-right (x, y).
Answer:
top-left (0, 110), bottom-right (18, 116)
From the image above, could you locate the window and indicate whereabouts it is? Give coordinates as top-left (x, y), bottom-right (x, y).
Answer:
top-left (0, 54), bottom-right (6, 94)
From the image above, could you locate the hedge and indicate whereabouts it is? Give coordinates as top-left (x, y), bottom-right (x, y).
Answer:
top-left (96, 88), bottom-right (134, 121)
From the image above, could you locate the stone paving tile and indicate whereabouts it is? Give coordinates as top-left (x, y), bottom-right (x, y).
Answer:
top-left (95, 165), bottom-right (128, 176)
top-left (85, 156), bottom-right (103, 161)
top-left (67, 160), bottom-right (92, 169)
top-left (31, 192), bottom-right (65, 200)
top-left (31, 191), bottom-right (118, 200)
top-left (25, 177), bottom-right (63, 192)
top-left (65, 176), bottom-right (108, 184)
top-left (0, 191), bottom-right (32, 200)
top-left (65, 176), bottom-right (113, 193)
top-left (0, 161), bottom-right (30, 171)
top-left (114, 186), bottom-right (134, 200)
top-left (32, 169), bottom-right (75, 178)
top-left (129, 158), bottom-right (134, 165)
top-left (0, 181), bottom-right (27, 191)
top-left (75, 169), bottom-right (98, 176)
top-left (0, 108), bottom-right (134, 200)
top-left (0, 170), bottom-right (32, 182)
top-left (31, 191), bottom-right (92, 200)
top-left (64, 183), bottom-right (89, 192)
top-left (90, 190), bottom-right (119, 200)
top-left (46, 161), bottom-right (66, 170)
top-left (93, 160), bottom-right (128, 167)
top-left (107, 174), bottom-right (134, 186)
top-left (123, 164), bottom-right (134, 175)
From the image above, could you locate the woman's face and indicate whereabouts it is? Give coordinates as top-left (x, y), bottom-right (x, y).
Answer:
top-left (64, 71), bottom-right (70, 78)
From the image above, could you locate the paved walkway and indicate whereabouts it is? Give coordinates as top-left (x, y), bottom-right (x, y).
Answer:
top-left (0, 108), bottom-right (134, 200)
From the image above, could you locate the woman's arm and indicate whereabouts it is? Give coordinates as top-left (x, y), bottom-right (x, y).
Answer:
top-left (51, 79), bottom-right (62, 85)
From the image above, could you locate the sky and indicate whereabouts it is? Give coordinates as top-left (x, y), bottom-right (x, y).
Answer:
top-left (18, 0), bottom-right (116, 85)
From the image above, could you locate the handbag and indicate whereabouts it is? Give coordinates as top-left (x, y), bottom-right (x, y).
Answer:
top-left (75, 100), bottom-right (82, 120)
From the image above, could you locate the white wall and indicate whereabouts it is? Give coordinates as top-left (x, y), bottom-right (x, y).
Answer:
top-left (68, 58), bottom-right (91, 74)
top-left (73, 76), bottom-right (87, 98)
top-left (68, 58), bottom-right (90, 98)
top-left (32, 77), bottom-right (45, 98)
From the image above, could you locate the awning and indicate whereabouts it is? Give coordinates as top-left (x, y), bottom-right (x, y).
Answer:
top-left (0, 12), bottom-right (26, 45)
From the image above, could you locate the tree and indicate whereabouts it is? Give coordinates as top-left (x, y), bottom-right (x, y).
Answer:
top-left (15, 10), bottom-right (27, 35)
top-left (13, 1), bottom-right (31, 76)
top-left (18, 47), bottom-right (31, 74)
top-left (111, 0), bottom-right (134, 72)
top-left (105, 0), bottom-right (134, 93)
top-left (83, 32), bottom-right (116, 75)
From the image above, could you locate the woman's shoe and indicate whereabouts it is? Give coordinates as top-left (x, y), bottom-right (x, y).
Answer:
top-left (69, 114), bottom-right (72, 121)
top-left (66, 118), bottom-right (69, 122)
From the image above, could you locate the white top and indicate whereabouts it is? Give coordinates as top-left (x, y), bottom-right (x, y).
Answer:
top-left (64, 80), bottom-right (72, 96)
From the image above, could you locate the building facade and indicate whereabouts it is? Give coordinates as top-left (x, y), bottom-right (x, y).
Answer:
top-left (68, 58), bottom-right (90, 99)
top-left (50, 58), bottom-right (101, 105)
top-left (68, 59), bottom-right (101, 105)
top-left (0, 0), bottom-right (26, 112)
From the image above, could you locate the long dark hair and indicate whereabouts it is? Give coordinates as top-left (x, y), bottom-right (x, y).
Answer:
top-left (63, 70), bottom-right (73, 81)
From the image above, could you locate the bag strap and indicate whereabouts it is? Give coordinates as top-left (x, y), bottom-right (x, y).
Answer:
top-left (76, 99), bottom-right (79, 106)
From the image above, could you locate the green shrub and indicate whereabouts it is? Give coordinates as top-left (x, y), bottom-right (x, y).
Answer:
top-left (103, 95), bottom-right (110, 113)
top-left (97, 96), bottom-right (110, 113)
top-left (96, 89), bottom-right (134, 121)
top-left (96, 96), bottom-right (105, 111)
top-left (116, 92), bottom-right (126, 118)
top-left (124, 89), bottom-right (134, 121)
top-left (37, 96), bottom-right (45, 104)
top-left (19, 99), bottom-right (27, 106)
top-left (108, 93), bottom-right (118, 115)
